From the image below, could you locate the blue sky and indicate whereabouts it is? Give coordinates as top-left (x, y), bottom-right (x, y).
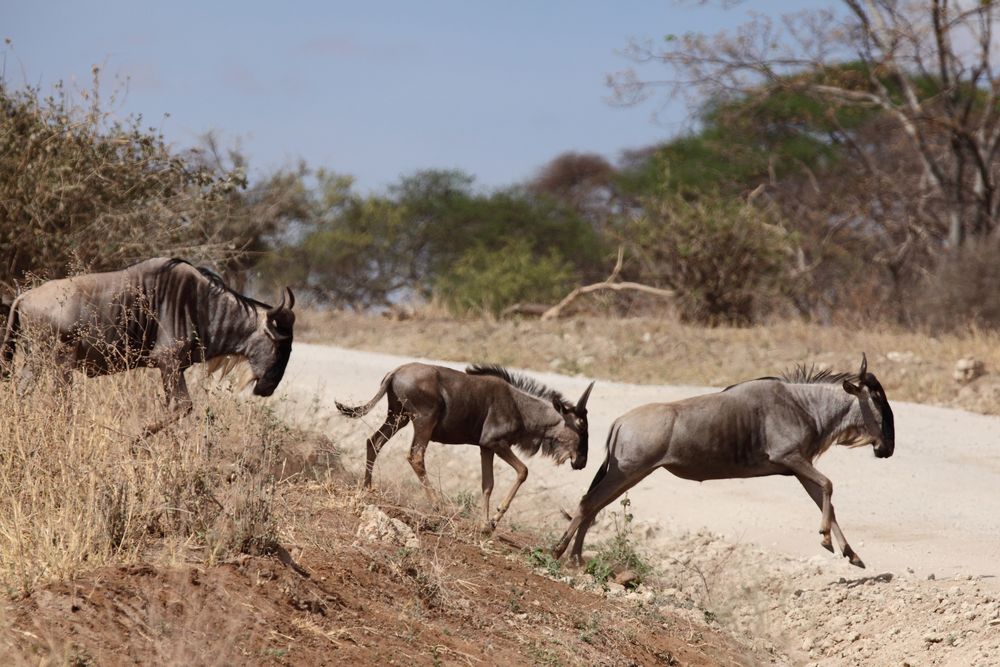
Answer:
top-left (5, 1), bottom-right (823, 193)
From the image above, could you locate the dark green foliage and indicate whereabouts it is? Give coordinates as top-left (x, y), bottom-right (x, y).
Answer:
top-left (618, 64), bottom-right (882, 199)
top-left (435, 239), bottom-right (576, 316)
top-left (270, 169), bottom-right (606, 311)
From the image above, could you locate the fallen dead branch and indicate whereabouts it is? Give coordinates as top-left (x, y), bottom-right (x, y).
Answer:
top-left (541, 247), bottom-right (674, 320)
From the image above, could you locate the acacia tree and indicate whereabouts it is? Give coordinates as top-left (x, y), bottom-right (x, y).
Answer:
top-left (612, 1), bottom-right (1000, 252)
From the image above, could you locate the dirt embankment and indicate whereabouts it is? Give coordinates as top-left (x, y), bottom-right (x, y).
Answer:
top-left (4, 477), bottom-right (750, 666)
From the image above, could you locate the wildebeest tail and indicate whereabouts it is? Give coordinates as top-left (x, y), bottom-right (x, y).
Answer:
top-left (335, 371), bottom-right (393, 417)
top-left (587, 421), bottom-right (620, 492)
top-left (0, 298), bottom-right (19, 380)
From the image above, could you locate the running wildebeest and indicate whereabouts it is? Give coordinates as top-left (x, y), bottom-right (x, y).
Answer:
top-left (336, 362), bottom-right (594, 530)
top-left (553, 355), bottom-right (894, 568)
top-left (1, 258), bottom-right (295, 435)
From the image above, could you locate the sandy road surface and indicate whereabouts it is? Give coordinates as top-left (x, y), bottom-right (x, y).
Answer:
top-left (281, 342), bottom-right (1000, 583)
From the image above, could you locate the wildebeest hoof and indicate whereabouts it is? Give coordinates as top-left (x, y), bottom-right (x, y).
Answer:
top-left (848, 554), bottom-right (866, 568)
top-left (821, 541), bottom-right (834, 553)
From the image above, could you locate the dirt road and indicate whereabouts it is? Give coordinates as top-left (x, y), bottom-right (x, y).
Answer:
top-left (283, 342), bottom-right (1000, 583)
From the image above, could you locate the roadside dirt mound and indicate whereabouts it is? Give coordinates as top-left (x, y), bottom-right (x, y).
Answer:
top-left (3, 481), bottom-right (752, 666)
top-left (572, 516), bottom-right (1000, 667)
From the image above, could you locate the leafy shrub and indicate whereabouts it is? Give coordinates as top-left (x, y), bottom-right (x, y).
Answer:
top-left (435, 239), bottom-right (576, 316)
top-left (527, 547), bottom-right (563, 577)
top-left (585, 496), bottom-right (652, 589)
top-left (626, 190), bottom-right (793, 325)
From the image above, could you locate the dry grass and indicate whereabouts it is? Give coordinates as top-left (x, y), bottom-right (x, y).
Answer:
top-left (0, 358), bottom-right (301, 596)
top-left (299, 310), bottom-right (1000, 414)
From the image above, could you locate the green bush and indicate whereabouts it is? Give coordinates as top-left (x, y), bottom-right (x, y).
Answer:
top-left (435, 239), bottom-right (576, 316)
top-left (627, 189), bottom-right (793, 325)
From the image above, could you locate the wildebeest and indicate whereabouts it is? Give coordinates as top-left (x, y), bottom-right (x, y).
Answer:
top-left (336, 362), bottom-right (594, 529)
top-left (1, 258), bottom-right (295, 434)
top-left (553, 355), bottom-right (894, 568)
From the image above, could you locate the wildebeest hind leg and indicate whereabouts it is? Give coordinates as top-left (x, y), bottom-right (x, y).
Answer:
top-left (407, 418), bottom-right (441, 504)
top-left (364, 411), bottom-right (409, 489)
top-left (553, 465), bottom-right (650, 564)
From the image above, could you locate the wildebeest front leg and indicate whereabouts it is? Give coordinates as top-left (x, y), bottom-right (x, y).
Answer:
top-left (784, 456), bottom-right (865, 568)
top-left (488, 445), bottom-right (528, 530)
top-left (141, 365), bottom-right (193, 439)
top-left (480, 448), bottom-right (495, 530)
top-left (795, 474), bottom-right (863, 568)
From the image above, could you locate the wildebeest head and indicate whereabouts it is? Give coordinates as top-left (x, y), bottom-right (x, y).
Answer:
top-left (842, 354), bottom-right (895, 458)
top-left (551, 381), bottom-right (595, 470)
top-left (245, 287), bottom-right (296, 396)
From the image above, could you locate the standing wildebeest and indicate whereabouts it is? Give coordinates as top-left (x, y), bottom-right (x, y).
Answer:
top-left (336, 363), bottom-right (594, 529)
top-left (1, 258), bottom-right (295, 434)
top-left (554, 355), bottom-right (894, 568)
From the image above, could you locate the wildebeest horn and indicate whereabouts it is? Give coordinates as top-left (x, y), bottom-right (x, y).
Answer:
top-left (270, 287), bottom-right (295, 314)
top-left (576, 381), bottom-right (595, 413)
top-left (859, 352), bottom-right (868, 380)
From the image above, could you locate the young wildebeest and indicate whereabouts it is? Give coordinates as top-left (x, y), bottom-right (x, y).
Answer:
top-left (336, 363), bottom-right (594, 530)
top-left (553, 355), bottom-right (894, 568)
top-left (1, 258), bottom-right (295, 435)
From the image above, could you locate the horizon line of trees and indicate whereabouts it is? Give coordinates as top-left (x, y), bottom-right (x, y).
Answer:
top-left (5, 1), bottom-right (1000, 330)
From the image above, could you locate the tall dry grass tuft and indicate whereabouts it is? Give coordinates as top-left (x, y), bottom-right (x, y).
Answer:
top-left (0, 354), bottom-right (286, 595)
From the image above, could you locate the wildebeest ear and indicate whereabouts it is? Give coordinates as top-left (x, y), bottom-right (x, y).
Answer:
top-left (842, 380), bottom-right (860, 396)
top-left (552, 396), bottom-right (566, 414)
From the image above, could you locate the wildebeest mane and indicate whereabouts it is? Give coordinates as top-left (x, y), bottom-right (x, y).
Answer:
top-left (724, 365), bottom-right (857, 392)
top-left (159, 258), bottom-right (269, 315)
top-left (781, 364), bottom-right (857, 385)
top-left (465, 363), bottom-right (573, 410)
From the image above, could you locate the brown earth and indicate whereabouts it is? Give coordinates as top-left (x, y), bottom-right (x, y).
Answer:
top-left (3, 477), bottom-right (752, 666)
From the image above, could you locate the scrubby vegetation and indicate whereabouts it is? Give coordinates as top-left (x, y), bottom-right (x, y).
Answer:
top-left (0, 359), bottom-right (296, 595)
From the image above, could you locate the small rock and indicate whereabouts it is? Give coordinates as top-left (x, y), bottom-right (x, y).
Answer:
top-left (923, 633), bottom-right (944, 644)
top-left (954, 357), bottom-right (985, 384)
top-left (605, 582), bottom-right (626, 597)
top-left (614, 569), bottom-right (640, 587)
top-left (828, 614), bottom-right (850, 631)
top-left (355, 505), bottom-right (420, 550)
